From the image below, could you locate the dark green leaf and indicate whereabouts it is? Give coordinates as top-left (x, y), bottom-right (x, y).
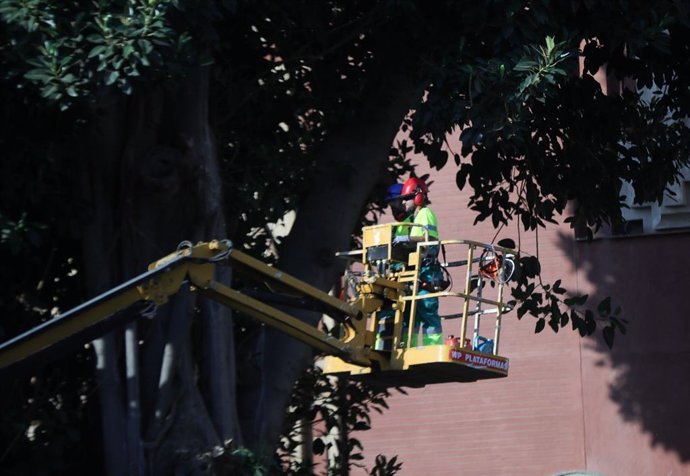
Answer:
top-left (104, 70), bottom-right (119, 85)
top-left (24, 69), bottom-right (52, 82)
top-left (455, 164), bottom-right (471, 190)
top-left (535, 318), bottom-right (545, 333)
top-left (521, 256), bottom-right (541, 277)
top-left (602, 325), bottom-right (615, 349)
top-left (517, 304), bottom-right (528, 319)
top-left (548, 317), bottom-right (559, 333)
top-left (564, 294), bottom-right (588, 306)
top-left (597, 296), bottom-right (611, 316)
top-left (560, 312), bottom-right (569, 327)
top-left (88, 45), bottom-right (107, 58)
top-left (312, 438), bottom-right (326, 455)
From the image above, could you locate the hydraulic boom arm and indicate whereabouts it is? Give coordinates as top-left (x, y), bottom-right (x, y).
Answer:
top-left (0, 240), bottom-right (373, 373)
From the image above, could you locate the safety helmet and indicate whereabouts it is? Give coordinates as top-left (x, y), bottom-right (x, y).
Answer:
top-left (401, 177), bottom-right (428, 207)
top-left (384, 183), bottom-right (403, 202)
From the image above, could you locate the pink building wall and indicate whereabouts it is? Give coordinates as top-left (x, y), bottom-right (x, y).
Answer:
top-left (354, 156), bottom-right (690, 475)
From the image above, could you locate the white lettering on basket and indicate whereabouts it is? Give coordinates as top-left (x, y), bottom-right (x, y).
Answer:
top-left (449, 349), bottom-right (509, 371)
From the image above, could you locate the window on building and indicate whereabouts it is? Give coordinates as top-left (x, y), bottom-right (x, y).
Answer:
top-left (576, 164), bottom-right (690, 240)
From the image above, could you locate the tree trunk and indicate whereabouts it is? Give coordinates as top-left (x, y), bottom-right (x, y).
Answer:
top-left (82, 67), bottom-right (236, 475)
top-left (247, 75), bottom-right (417, 460)
top-left (81, 56), bottom-right (417, 472)
top-left (82, 92), bottom-right (129, 476)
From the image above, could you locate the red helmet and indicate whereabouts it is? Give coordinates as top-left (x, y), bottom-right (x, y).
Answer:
top-left (401, 177), bottom-right (428, 207)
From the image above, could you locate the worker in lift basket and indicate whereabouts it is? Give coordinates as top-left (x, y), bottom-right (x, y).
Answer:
top-left (392, 176), bottom-right (443, 347)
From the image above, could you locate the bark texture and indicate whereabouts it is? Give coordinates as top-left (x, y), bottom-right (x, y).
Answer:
top-left (82, 68), bottom-right (237, 475)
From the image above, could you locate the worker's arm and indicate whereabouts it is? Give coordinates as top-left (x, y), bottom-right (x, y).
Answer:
top-left (392, 225), bottom-right (431, 243)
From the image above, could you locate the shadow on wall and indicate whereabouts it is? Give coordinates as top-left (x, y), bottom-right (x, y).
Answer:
top-left (557, 230), bottom-right (690, 462)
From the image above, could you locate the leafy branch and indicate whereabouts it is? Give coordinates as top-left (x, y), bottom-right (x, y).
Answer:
top-left (508, 251), bottom-right (627, 349)
top-left (279, 367), bottom-right (403, 475)
top-left (1, 0), bottom-right (193, 108)
top-left (513, 35), bottom-right (573, 101)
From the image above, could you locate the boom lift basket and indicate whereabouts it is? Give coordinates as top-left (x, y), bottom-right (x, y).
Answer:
top-left (323, 223), bottom-right (514, 388)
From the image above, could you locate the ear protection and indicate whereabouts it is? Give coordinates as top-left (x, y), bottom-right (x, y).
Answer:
top-left (413, 187), bottom-right (425, 207)
top-left (401, 177), bottom-right (428, 207)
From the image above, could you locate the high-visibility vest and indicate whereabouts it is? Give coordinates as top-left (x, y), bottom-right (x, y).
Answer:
top-left (410, 207), bottom-right (439, 240)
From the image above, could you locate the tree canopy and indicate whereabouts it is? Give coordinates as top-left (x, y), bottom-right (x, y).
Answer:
top-left (1, 0), bottom-right (690, 474)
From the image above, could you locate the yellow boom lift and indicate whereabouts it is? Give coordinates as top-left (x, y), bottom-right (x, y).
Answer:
top-left (0, 224), bottom-right (514, 388)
